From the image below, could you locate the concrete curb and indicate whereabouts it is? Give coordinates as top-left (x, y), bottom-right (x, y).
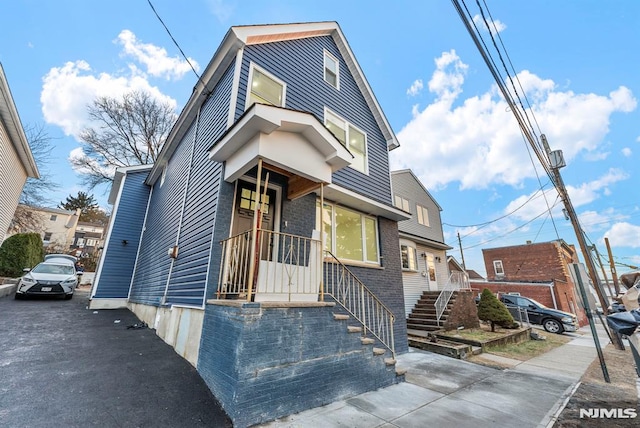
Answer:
top-left (0, 283), bottom-right (18, 298)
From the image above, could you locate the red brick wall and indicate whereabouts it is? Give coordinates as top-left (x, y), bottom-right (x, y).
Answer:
top-left (472, 282), bottom-right (555, 307)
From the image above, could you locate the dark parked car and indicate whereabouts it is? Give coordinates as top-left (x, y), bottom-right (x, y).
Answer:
top-left (499, 294), bottom-right (578, 334)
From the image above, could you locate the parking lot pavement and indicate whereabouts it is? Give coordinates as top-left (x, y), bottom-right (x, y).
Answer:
top-left (0, 290), bottom-right (231, 428)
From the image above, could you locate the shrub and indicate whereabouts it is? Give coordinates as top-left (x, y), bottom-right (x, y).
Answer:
top-left (477, 288), bottom-right (515, 332)
top-left (0, 233), bottom-right (44, 277)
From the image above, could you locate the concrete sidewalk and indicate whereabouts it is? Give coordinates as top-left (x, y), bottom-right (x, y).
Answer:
top-left (261, 324), bottom-right (611, 428)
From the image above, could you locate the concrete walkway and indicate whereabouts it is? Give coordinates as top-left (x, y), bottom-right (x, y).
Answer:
top-left (260, 323), bottom-right (613, 428)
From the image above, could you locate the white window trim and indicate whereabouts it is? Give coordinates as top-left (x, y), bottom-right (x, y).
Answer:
top-left (493, 260), bottom-right (504, 276)
top-left (245, 62), bottom-right (287, 111)
top-left (319, 200), bottom-right (379, 266)
top-left (323, 107), bottom-right (369, 174)
top-left (323, 49), bottom-right (340, 90)
top-left (399, 242), bottom-right (418, 272)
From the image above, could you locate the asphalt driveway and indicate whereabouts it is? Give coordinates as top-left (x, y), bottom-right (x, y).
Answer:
top-left (0, 289), bottom-right (231, 428)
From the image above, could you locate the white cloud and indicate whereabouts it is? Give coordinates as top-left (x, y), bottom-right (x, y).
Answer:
top-left (622, 147), bottom-right (632, 157)
top-left (392, 52), bottom-right (637, 191)
top-left (604, 222), bottom-right (640, 248)
top-left (115, 30), bottom-right (198, 80)
top-left (407, 79), bottom-right (423, 97)
top-left (472, 14), bottom-right (507, 35)
top-left (68, 147), bottom-right (116, 179)
top-left (206, 0), bottom-right (235, 22)
top-left (41, 60), bottom-right (177, 138)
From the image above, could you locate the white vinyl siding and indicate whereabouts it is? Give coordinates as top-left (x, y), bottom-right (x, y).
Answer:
top-left (0, 126), bottom-right (28, 243)
top-left (402, 244), bottom-right (448, 317)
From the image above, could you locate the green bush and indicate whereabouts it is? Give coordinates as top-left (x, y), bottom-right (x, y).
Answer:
top-left (477, 288), bottom-right (515, 332)
top-left (0, 233), bottom-right (44, 277)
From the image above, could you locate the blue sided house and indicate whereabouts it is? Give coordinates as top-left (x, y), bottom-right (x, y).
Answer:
top-left (91, 22), bottom-right (410, 427)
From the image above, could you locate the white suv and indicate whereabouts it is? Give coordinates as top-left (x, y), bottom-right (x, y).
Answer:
top-left (15, 255), bottom-right (79, 300)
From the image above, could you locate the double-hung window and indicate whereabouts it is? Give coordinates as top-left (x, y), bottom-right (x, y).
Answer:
top-left (394, 195), bottom-right (409, 211)
top-left (493, 260), bottom-right (505, 277)
top-left (317, 200), bottom-right (379, 264)
top-left (416, 204), bottom-right (430, 226)
top-left (324, 109), bottom-right (368, 173)
top-left (246, 63), bottom-right (286, 109)
top-left (400, 244), bottom-right (417, 271)
top-left (324, 50), bottom-right (339, 89)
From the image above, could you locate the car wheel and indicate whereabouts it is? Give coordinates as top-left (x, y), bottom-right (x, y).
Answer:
top-left (64, 294), bottom-right (73, 300)
top-left (14, 293), bottom-right (23, 300)
top-left (543, 318), bottom-right (563, 334)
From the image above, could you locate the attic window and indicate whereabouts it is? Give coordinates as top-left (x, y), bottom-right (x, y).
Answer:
top-left (50, 215), bottom-right (57, 221)
top-left (416, 205), bottom-right (430, 226)
top-left (394, 195), bottom-right (409, 212)
top-left (324, 50), bottom-right (339, 89)
top-left (493, 260), bottom-right (504, 277)
top-left (246, 63), bottom-right (286, 109)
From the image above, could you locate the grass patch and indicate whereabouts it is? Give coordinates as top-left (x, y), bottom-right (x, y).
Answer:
top-left (485, 332), bottom-right (571, 361)
top-left (438, 328), bottom-right (507, 342)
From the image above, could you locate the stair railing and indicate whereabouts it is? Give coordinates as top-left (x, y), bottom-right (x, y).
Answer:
top-left (435, 271), bottom-right (470, 326)
top-left (323, 251), bottom-right (395, 358)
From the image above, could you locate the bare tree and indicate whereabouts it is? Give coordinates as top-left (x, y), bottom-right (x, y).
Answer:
top-left (8, 124), bottom-right (58, 234)
top-left (20, 124), bottom-right (59, 207)
top-left (71, 90), bottom-right (177, 189)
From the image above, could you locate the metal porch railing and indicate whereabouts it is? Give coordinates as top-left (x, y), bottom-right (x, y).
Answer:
top-left (217, 229), bottom-right (322, 300)
top-left (323, 251), bottom-right (396, 358)
top-left (435, 271), bottom-right (471, 326)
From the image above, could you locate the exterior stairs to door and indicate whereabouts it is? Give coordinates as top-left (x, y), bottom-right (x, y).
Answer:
top-left (406, 290), bottom-right (456, 335)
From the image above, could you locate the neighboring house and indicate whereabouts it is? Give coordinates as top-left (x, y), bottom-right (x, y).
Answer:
top-left (7, 205), bottom-right (81, 253)
top-left (91, 22), bottom-right (410, 427)
top-left (475, 240), bottom-right (588, 325)
top-left (0, 63), bottom-right (39, 243)
top-left (70, 222), bottom-right (105, 257)
top-left (390, 169), bottom-right (452, 317)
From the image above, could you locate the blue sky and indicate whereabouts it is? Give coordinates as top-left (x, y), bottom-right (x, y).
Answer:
top-left (2, 0), bottom-right (639, 277)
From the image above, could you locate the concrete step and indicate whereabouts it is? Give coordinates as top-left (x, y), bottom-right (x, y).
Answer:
top-left (395, 367), bottom-right (407, 376)
top-left (384, 358), bottom-right (396, 366)
top-left (347, 325), bottom-right (362, 333)
top-left (372, 347), bottom-right (386, 356)
top-left (333, 313), bottom-right (349, 321)
top-left (360, 337), bottom-right (375, 345)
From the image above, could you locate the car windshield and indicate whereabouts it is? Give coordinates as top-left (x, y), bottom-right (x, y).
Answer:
top-left (524, 297), bottom-right (547, 308)
top-left (31, 263), bottom-right (75, 275)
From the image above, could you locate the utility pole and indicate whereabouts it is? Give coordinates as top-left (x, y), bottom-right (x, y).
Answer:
top-left (457, 232), bottom-right (466, 270)
top-left (592, 245), bottom-right (615, 299)
top-left (604, 237), bottom-right (621, 295)
top-left (541, 135), bottom-right (622, 353)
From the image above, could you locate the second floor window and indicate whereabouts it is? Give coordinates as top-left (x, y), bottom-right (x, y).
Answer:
top-left (416, 204), bottom-right (430, 226)
top-left (394, 195), bottom-right (409, 212)
top-left (247, 63), bottom-right (286, 109)
top-left (324, 109), bottom-right (368, 173)
top-left (50, 215), bottom-right (57, 221)
top-left (43, 232), bottom-right (52, 242)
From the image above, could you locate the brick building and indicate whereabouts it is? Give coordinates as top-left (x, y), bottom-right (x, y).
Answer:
top-left (472, 240), bottom-right (588, 325)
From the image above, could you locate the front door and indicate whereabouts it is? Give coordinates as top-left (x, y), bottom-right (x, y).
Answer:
top-left (232, 179), bottom-right (278, 259)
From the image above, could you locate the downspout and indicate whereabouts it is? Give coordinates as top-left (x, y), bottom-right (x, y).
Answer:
top-left (548, 281), bottom-right (558, 309)
top-left (161, 105), bottom-right (202, 305)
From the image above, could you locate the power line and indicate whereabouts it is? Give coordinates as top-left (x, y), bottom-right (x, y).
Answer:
top-left (147, 0), bottom-right (206, 89)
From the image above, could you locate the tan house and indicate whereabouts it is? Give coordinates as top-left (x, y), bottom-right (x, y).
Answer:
top-left (0, 63), bottom-right (39, 243)
top-left (8, 205), bottom-right (81, 253)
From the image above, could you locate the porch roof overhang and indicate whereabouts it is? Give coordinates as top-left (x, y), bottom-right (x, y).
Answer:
top-left (208, 104), bottom-right (353, 185)
top-left (317, 183), bottom-right (411, 222)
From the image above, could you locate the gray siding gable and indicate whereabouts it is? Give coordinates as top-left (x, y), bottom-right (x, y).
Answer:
top-left (93, 168), bottom-right (150, 299)
top-left (391, 170), bottom-right (447, 246)
top-left (235, 36), bottom-right (393, 206)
